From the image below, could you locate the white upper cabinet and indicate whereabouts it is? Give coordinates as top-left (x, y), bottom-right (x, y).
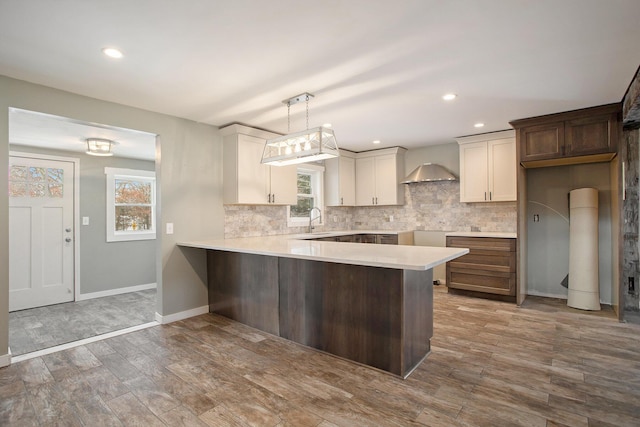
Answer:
top-left (222, 124), bottom-right (297, 205)
top-left (457, 130), bottom-right (516, 203)
top-left (355, 147), bottom-right (406, 206)
top-left (325, 150), bottom-right (356, 206)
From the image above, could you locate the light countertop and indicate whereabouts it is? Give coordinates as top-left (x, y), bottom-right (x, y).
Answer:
top-left (179, 234), bottom-right (468, 271)
top-left (445, 231), bottom-right (517, 239)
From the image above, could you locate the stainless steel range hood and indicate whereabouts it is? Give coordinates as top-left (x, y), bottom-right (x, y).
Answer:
top-left (401, 163), bottom-right (457, 184)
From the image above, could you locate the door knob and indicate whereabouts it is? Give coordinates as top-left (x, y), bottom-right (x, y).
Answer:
top-left (65, 237), bottom-right (72, 242)
top-left (65, 228), bottom-right (72, 232)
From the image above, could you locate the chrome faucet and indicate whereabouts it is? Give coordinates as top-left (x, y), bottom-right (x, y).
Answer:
top-left (308, 207), bottom-right (322, 233)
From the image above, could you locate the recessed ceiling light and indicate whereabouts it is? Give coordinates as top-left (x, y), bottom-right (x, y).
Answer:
top-left (474, 122), bottom-right (485, 128)
top-left (442, 93), bottom-right (457, 101)
top-left (373, 140), bottom-right (381, 144)
top-left (102, 47), bottom-right (123, 59)
top-left (323, 123), bottom-right (332, 128)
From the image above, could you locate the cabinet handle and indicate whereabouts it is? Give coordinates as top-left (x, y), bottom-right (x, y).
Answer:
top-left (268, 193), bottom-right (272, 203)
top-left (484, 192), bottom-right (487, 201)
top-left (375, 197), bottom-right (378, 205)
top-left (341, 197), bottom-right (343, 205)
top-left (372, 197), bottom-right (375, 205)
top-left (272, 194), bottom-right (275, 203)
top-left (489, 191), bottom-right (492, 201)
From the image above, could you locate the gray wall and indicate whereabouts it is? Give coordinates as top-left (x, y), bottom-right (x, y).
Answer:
top-left (0, 75), bottom-right (224, 360)
top-left (527, 163), bottom-right (613, 304)
top-left (9, 144), bottom-right (156, 295)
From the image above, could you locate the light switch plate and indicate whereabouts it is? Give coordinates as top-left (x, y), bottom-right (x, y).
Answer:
top-left (166, 223), bottom-right (174, 234)
top-left (82, 216), bottom-right (90, 225)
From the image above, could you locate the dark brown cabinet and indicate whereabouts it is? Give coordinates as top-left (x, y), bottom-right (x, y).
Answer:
top-left (446, 236), bottom-right (517, 301)
top-left (511, 103), bottom-right (621, 167)
top-left (309, 232), bottom-right (413, 245)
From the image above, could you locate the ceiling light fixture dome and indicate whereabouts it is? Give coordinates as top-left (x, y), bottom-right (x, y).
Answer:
top-left (86, 138), bottom-right (116, 156)
top-left (442, 93), bottom-right (457, 101)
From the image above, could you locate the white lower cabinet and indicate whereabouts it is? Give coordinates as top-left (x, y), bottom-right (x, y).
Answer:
top-left (222, 124), bottom-right (297, 205)
top-left (457, 130), bottom-right (516, 203)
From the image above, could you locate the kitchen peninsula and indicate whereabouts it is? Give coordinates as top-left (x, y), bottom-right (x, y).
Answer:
top-left (179, 233), bottom-right (468, 378)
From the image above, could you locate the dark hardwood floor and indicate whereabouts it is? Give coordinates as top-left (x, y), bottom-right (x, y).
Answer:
top-left (1, 286), bottom-right (639, 426)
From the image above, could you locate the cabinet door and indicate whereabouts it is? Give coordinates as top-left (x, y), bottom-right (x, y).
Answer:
top-left (237, 135), bottom-right (270, 204)
top-left (565, 113), bottom-right (617, 156)
top-left (339, 156), bottom-right (356, 206)
top-left (518, 122), bottom-right (565, 162)
top-left (269, 164), bottom-right (297, 205)
top-left (459, 142), bottom-right (489, 202)
top-left (488, 138), bottom-right (516, 201)
top-left (355, 157), bottom-right (376, 206)
top-left (374, 154), bottom-right (398, 205)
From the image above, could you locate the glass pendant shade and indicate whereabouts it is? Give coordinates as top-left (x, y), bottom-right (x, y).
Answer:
top-left (261, 126), bottom-right (339, 166)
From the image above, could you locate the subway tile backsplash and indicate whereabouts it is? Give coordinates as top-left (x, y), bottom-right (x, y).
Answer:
top-left (224, 182), bottom-right (517, 238)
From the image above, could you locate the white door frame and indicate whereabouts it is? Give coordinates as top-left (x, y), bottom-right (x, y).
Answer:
top-left (10, 151), bottom-right (81, 302)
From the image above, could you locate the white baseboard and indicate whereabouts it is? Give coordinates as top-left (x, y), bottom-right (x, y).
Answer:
top-left (155, 305), bottom-right (209, 325)
top-left (0, 348), bottom-right (11, 368)
top-left (77, 283), bottom-right (157, 301)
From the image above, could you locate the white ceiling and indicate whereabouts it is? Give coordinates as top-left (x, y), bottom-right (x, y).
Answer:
top-left (1, 0), bottom-right (639, 157)
top-left (9, 108), bottom-right (156, 161)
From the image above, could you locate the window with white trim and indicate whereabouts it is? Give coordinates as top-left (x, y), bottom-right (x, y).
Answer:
top-left (288, 164), bottom-right (324, 227)
top-left (105, 167), bottom-right (156, 242)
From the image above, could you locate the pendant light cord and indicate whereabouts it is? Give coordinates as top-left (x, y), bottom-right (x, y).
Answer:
top-left (306, 94), bottom-right (310, 130)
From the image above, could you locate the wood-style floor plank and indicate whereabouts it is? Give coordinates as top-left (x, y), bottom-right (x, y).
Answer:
top-left (2, 286), bottom-right (640, 426)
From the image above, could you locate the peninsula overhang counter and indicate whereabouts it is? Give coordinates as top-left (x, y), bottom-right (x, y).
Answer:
top-left (178, 235), bottom-right (468, 378)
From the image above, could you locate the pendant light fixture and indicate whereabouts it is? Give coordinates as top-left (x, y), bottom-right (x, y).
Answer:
top-left (86, 138), bottom-right (115, 156)
top-left (261, 93), bottom-right (339, 166)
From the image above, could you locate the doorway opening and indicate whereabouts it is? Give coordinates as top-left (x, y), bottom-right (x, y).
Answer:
top-left (8, 108), bottom-right (158, 357)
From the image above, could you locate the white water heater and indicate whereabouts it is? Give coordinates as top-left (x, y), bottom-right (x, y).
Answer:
top-left (567, 187), bottom-right (600, 310)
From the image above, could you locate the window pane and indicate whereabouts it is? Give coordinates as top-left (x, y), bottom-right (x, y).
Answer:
top-left (115, 179), bottom-right (152, 204)
top-left (29, 167), bottom-right (46, 182)
top-left (48, 183), bottom-right (63, 198)
top-left (47, 168), bottom-right (64, 184)
top-left (9, 181), bottom-right (27, 197)
top-left (290, 196), bottom-right (314, 218)
top-left (115, 206), bottom-right (153, 231)
top-left (10, 165), bottom-right (28, 181)
top-left (297, 173), bottom-right (312, 195)
top-left (30, 182), bottom-right (46, 197)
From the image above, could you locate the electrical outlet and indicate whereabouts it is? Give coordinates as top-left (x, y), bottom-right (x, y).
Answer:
top-left (629, 277), bottom-right (635, 293)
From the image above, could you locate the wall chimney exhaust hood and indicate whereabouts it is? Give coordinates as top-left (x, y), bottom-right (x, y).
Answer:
top-left (401, 163), bottom-right (457, 184)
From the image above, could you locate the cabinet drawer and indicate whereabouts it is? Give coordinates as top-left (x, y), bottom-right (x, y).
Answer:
top-left (447, 269), bottom-right (516, 296)
top-left (448, 252), bottom-right (516, 273)
top-left (446, 236), bottom-right (515, 252)
top-left (378, 234), bottom-right (398, 245)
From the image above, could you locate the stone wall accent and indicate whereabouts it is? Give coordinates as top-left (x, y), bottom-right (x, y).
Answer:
top-left (623, 128), bottom-right (639, 312)
top-left (623, 66), bottom-right (640, 129)
top-left (224, 182), bottom-right (517, 238)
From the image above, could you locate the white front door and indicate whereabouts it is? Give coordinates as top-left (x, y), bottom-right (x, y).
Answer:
top-left (9, 155), bottom-right (75, 311)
